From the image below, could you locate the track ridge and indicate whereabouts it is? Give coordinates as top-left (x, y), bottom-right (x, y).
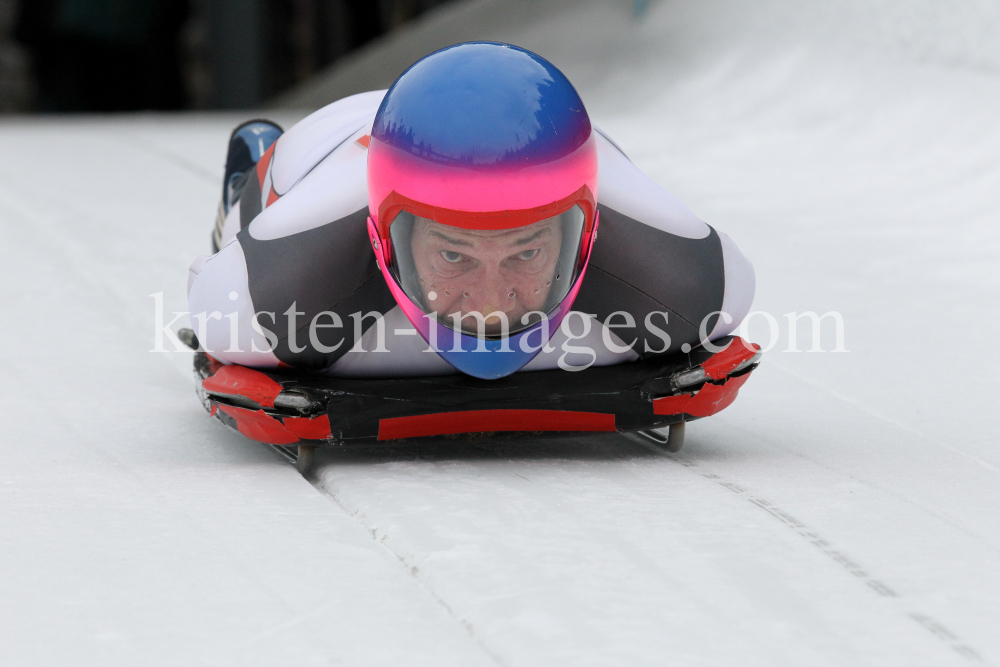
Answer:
top-left (636, 436), bottom-right (989, 665)
top-left (308, 465), bottom-right (509, 667)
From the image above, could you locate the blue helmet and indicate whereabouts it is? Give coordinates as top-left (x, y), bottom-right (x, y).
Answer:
top-left (367, 42), bottom-right (599, 379)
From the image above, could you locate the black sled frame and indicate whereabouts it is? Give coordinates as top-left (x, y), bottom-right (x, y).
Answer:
top-left (194, 335), bottom-right (760, 473)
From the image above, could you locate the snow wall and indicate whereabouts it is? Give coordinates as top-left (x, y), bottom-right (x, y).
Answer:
top-left (275, 0), bottom-right (1000, 110)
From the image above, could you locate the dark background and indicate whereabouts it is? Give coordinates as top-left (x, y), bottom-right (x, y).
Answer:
top-left (0, 0), bottom-right (456, 112)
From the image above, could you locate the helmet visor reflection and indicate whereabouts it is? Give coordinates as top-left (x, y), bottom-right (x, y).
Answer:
top-left (388, 206), bottom-right (585, 338)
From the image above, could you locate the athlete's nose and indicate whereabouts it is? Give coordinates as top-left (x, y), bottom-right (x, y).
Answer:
top-left (464, 265), bottom-right (515, 321)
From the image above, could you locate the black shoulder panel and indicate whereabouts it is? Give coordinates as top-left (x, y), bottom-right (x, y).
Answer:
top-left (238, 208), bottom-right (396, 370)
top-left (574, 205), bottom-right (726, 358)
top-left (239, 173), bottom-right (262, 229)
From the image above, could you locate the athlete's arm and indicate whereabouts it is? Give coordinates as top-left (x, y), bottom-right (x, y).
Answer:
top-left (573, 130), bottom-right (755, 357)
top-left (187, 92), bottom-right (392, 370)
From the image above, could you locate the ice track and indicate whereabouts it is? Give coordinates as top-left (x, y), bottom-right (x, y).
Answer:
top-left (3, 1), bottom-right (1000, 664)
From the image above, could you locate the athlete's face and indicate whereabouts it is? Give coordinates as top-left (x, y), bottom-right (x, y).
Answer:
top-left (410, 217), bottom-right (564, 335)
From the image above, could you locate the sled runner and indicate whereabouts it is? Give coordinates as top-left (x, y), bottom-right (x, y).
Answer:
top-left (191, 333), bottom-right (760, 472)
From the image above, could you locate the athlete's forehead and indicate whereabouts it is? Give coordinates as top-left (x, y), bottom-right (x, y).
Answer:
top-left (413, 217), bottom-right (559, 244)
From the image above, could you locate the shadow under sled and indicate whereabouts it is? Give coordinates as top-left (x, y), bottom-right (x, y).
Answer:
top-left (192, 335), bottom-right (761, 469)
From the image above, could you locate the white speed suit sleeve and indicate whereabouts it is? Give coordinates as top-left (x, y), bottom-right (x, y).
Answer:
top-left (569, 129), bottom-right (756, 357)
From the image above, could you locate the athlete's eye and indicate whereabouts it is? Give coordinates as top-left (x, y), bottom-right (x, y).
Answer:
top-left (517, 248), bottom-right (539, 260)
top-left (441, 250), bottom-right (464, 263)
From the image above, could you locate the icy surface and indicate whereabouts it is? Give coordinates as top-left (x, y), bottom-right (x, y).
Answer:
top-left (2, 1), bottom-right (1000, 664)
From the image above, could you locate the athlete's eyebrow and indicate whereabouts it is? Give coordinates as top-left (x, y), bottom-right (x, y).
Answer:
top-left (429, 230), bottom-right (473, 246)
top-left (513, 228), bottom-right (551, 245)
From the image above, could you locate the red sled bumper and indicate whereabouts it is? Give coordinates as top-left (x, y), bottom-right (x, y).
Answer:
top-left (195, 336), bottom-right (761, 446)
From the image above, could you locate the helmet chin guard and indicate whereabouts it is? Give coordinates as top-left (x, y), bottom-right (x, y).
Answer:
top-left (367, 42), bottom-right (599, 379)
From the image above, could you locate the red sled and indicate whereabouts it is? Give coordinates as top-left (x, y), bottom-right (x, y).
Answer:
top-left (193, 336), bottom-right (760, 472)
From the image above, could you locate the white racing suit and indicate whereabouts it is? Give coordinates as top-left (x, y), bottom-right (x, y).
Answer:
top-left (188, 91), bottom-right (755, 378)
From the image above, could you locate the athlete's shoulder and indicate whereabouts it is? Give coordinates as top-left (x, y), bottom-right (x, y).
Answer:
top-left (594, 127), bottom-right (710, 240)
top-left (244, 91), bottom-right (386, 242)
top-left (269, 90), bottom-right (386, 196)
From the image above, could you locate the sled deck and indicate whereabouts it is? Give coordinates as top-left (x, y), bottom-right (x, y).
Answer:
top-left (194, 336), bottom-right (761, 447)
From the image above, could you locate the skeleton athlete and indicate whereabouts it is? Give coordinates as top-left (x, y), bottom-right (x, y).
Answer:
top-left (187, 42), bottom-right (755, 381)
